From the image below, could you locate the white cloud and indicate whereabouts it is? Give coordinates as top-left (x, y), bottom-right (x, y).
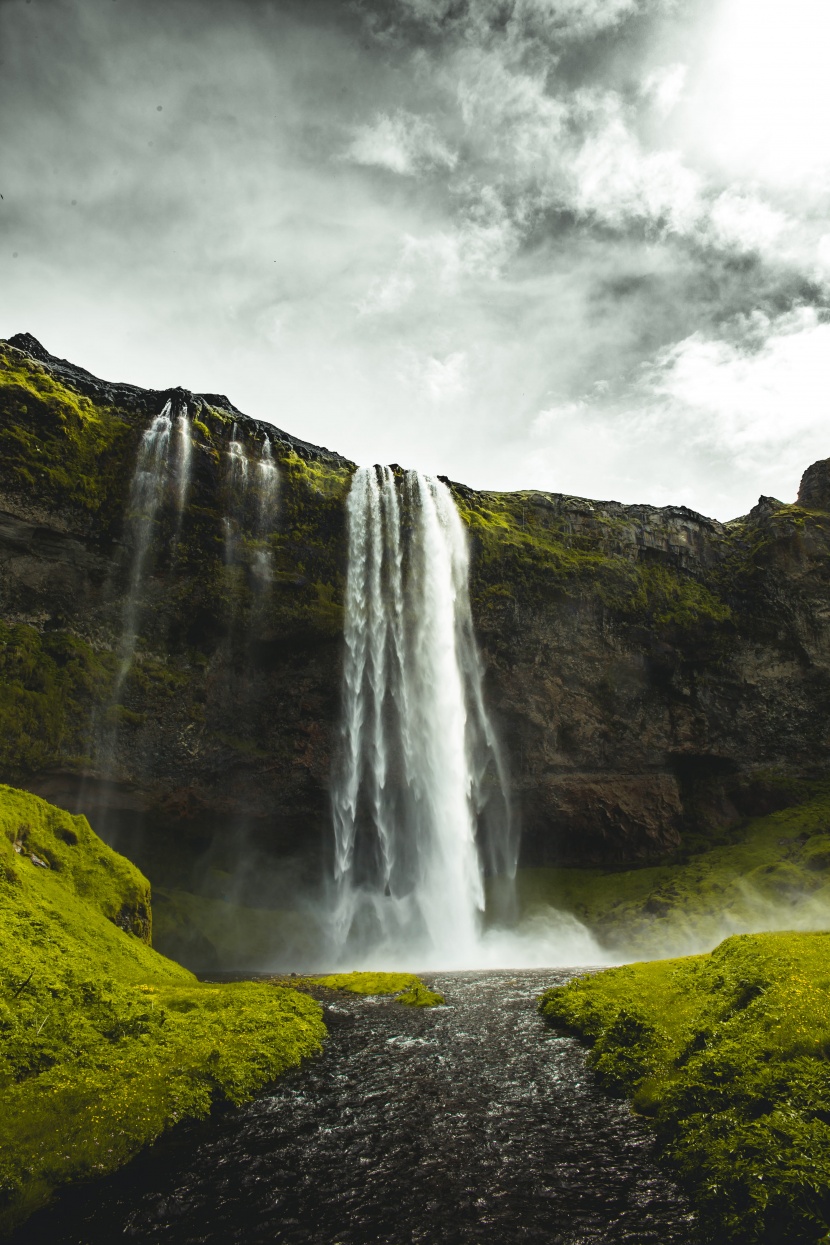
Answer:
top-left (706, 190), bottom-right (788, 256)
top-left (518, 306), bottom-right (830, 519)
top-left (344, 110), bottom-right (457, 176)
top-left (531, 399), bottom-right (586, 438)
top-left (638, 306), bottom-right (830, 477)
top-left (396, 0), bottom-right (647, 42)
top-left (401, 350), bottom-right (470, 402)
top-left (641, 63), bottom-right (687, 117)
top-left (356, 270), bottom-right (417, 316)
top-left (569, 94), bottom-right (702, 233)
top-left (689, 0), bottom-right (830, 190)
top-left (454, 47), bottom-right (567, 184)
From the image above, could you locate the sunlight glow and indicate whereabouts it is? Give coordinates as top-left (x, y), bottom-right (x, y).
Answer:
top-left (693, 0), bottom-right (830, 188)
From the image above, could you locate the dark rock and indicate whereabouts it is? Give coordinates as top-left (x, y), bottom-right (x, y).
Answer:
top-left (798, 458), bottom-right (830, 512)
top-left (7, 332), bottom-right (51, 361)
top-left (748, 495), bottom-right (785, 520)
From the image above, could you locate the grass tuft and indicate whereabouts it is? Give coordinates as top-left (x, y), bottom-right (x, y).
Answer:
top-left (309, 972), bottom-right (445, 1006)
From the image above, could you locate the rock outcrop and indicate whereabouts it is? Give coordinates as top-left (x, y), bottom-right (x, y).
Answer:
top-left (2, 333), bottom-right (830, 892)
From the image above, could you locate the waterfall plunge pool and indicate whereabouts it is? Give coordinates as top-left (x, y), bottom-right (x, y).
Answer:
top-left (11, 970), bottom-right (697, 1245)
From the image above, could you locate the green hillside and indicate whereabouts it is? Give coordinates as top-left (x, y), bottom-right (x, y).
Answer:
top-left (540, 931), bottom-right (830, 1244)
top-left (0, 785), bottom-right (325, 1235)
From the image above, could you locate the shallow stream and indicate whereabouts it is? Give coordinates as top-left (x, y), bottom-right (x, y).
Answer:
top-left (13, 970), bottom-right (697, 1244)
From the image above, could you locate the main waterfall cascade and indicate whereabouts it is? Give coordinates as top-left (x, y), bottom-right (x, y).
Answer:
top-left (101, 414), bottom-right (595, 966)
top-left (331, 466), bottom-right (516, 968)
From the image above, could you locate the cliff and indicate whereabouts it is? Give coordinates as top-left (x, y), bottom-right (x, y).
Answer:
top-left (2, 332), bottom-right (829, 902)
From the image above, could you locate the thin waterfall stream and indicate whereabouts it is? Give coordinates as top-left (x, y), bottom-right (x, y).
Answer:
top-left (111, 400), bottom-right (174, 701)
top-left (253, 433), bottom-right (280, 582)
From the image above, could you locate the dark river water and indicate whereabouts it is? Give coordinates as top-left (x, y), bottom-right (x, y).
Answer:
top-left (13, 970), bottom-right (697, 1244)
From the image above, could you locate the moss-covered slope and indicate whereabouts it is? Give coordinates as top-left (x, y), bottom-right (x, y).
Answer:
top-left (540, 931), bottom-right (830, 1244)
top-left (0, 785), bottom-right (325, 1234)
top-left (512, 783), bottom-right (830, 959)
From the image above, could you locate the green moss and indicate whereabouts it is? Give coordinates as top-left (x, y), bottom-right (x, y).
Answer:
top-left (0, 344), bottom-right (132, 523)
top-left (539, 931), bottom-right (830, 1243)
top-left (280, 448), bottom-right (353, 501)
top-left (0, 623), bottom-right (114, 777)
top-left (0, 786), bottom-right (325, 1233)
top-left (512, 785), bottom-right (830, 959)
top-left (309, 972), bottom-right (445, 1006)
top-left (455, 488), bottom-right (732, 643)
top-left (0, 783), bottom-right (151, 939)
top-left (396, 983), bottom-right (446, 1007)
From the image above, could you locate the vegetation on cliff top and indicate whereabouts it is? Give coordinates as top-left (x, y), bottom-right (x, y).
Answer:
top-left (539, 930), bottom-right (830, 1244)
top-left (514, 783), bottom-right (830, 959)
top-left (0, 785), bottom-right (325, 1234)
top-left (0, 343), bottom-right (133, 526)
top-left (455, 486), bottom-right (734, 647)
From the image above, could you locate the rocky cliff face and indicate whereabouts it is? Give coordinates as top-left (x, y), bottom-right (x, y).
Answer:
top-left (2, 333), bottom-right (829, 894)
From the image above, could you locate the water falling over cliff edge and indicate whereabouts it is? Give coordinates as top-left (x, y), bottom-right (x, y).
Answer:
top-left (329, 466), bottom-right (599, 969)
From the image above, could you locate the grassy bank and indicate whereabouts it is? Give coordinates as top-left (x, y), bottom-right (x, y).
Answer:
top-left (309, 972), bottom-right (445, 1007)
top-left (0, 785), bottom-right (325, 1235)
top-left (514, 783), bottom-right (830, 959)
top-left (540, 931), bottom-right (830, 1244)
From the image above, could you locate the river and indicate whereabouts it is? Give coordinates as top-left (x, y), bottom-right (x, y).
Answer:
top-left (12, 970), bottom-right (697, 1244)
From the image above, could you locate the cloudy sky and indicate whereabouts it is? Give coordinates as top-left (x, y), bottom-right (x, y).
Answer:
top-left (2, 0), bottom-right (829, 518)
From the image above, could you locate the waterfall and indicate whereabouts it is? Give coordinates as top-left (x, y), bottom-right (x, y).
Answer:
top-left (112, 401), bottom-right (174, 699)
top-left (107, 397), bottom-right (193, 709)
top-left (174, 404), bottom-right (193, 537)
top-left (331, 466), bottom-right (516, 968)
top-left (253, 435), bottom-right (279, 582)
top-left (228, 423), bottom-right (249, 487)
top-left (257, 435), bottom-right (279, 524)
top-left (224, 424), bottom-right (249, 564)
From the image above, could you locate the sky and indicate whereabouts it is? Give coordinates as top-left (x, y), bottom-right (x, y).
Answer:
top-left (1, 0), bottom-right (829, 519)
